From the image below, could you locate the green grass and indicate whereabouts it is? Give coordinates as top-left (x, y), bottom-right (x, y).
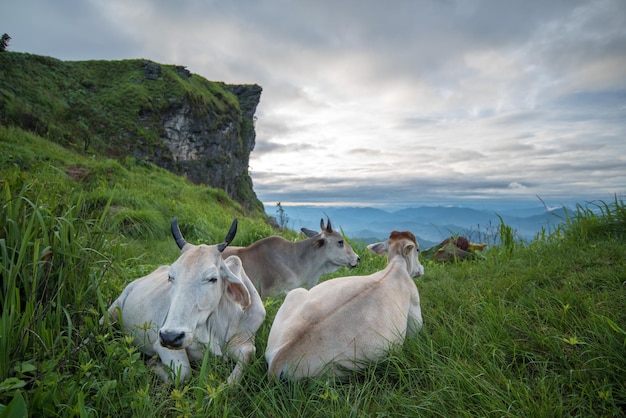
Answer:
top-left (1, 127), bottom-right (626, 416)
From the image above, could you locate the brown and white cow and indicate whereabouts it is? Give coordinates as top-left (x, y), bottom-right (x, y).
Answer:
top-left (104, 218), bottom-right (265, 385)
top-left (221, 218), bottom-right (360, 298)
top-left (265, 230), bottom-right (424, 379)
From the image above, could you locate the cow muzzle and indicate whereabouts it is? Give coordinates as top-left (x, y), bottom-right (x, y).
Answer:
top-left (414, 264), bottom-right (425, 278)
top-left (159, 330), bottom-right (188, 349)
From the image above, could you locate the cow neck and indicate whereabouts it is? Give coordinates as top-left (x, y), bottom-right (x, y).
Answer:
top-left (292, 236), bottom-right (317, 259)
top-left (202, 293), bottom-right (242, 352)
top-left (291, 236), bottom-right (335, 282)
top-left (386, 242), bottom-right (413, 276)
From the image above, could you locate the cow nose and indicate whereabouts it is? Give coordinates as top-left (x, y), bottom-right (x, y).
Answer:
top-left (159, 330), bottom-right (186, 348)
top-left (416, 265), bottom-right (425, 277)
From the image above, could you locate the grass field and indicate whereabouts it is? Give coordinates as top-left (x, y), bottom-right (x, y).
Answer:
top-left (1, 126), bottom-right (625, 417)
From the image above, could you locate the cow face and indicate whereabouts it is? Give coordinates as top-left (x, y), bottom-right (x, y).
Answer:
top-left (158, 218), bottom-right (248, 350)
top-left (401, 239), bottom-right (425, 278)
top-left (158, 245), bottom-right (251, 350)
top-left (367, 231), bottom-right (424, 278)
top-left (310, 218), bottom-right (360, 269)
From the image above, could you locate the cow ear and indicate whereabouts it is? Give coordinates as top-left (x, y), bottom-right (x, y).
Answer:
top-left (301, 228), bottom-right (318, 238)
top-left (221, 262), bottom-right (251, 307)
top-left (313, 236), bottom-right (326, 248)
top-left (403, 243), bottom-right (415, 256)
top-left (226, 282), bottom-right (251, 308)
top-left (367, 241), bottom-right (388, 255)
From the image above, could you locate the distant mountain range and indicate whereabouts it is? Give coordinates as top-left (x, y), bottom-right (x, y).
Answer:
top-left (267, 204), bottom-right (575, 248)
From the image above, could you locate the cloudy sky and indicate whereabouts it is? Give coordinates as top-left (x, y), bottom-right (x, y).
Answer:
top-left (3, 0), bottom-right (625, 209)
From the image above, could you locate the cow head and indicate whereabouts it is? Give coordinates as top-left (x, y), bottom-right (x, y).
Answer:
top-left (158, 218), bottom-right (251, 350)
top-left (301, 217), bottom-right (360, 269)
top-left (367, 230), bottom-right (424, 278)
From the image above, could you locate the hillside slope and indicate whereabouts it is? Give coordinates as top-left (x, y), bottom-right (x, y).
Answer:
top-left (0, 125), bottom-right (280, 265)
top-left (0, 52), bottom-right (263, 212)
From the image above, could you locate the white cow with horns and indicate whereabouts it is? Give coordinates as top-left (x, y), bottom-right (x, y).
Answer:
top-left (221, 217), bottom-right (360, 298)
top-left (105, 218), bottom-right (265, 385)
top-left (265, 230), bottom-right (424, 379)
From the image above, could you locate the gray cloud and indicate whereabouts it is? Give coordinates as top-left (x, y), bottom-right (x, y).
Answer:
top-left (3, 0), bottom-right (625, 209)
top-left (254, 140), bottom-right (318, 156)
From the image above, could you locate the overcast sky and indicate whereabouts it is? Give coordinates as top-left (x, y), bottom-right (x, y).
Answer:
top-left (3, 0), bottom-right (625, 209)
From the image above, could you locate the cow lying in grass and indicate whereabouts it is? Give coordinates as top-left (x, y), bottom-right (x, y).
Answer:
top-left (265, 230), bottom-right (424, 379)
top-left (104, 218), bottom-right (265, 385)
top-left (222, 218), bottom-right (360, 298)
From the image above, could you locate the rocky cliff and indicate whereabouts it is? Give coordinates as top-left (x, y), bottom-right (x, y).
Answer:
top-left (0, 53), bottom-right (264, 212)
top-left (134, 62), bottom-right (263, 211)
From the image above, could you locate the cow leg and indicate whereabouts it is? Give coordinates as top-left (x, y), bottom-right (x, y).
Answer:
top-left (100, 298), bottom-right (122, 325)
top-left (154, 345), bottom-right (192, 384)
top-left (225, 342), bottom-right (256, 386)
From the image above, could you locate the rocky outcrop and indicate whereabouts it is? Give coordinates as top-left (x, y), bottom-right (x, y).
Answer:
top-left (132, 62), bottom-right (263, 212)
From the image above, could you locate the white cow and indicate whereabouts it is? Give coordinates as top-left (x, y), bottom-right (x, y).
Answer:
top-left (265, 230), bottom-right (424, 380)
top-left (221, 218), bottom-right (360, 298)
top-left (105, 218), bottom-right (265, 385)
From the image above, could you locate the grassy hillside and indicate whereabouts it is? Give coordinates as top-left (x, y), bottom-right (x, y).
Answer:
top-left (1, 126), bottom-right (626, 417)
top-left (0, 51), bottom-right (264, 213)
top-left (0, 124), bottom-right (278, 257)
top-left (0, 53), bottom-right (237, 156)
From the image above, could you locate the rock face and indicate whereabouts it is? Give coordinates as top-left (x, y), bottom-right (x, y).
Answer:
top-left (144, 80), bottom-right (262, 210)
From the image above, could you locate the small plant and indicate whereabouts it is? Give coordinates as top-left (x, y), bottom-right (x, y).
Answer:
top-left (0, 33), bottom-right (10, 52)
top-left (276, 201), bottom-right (289, 231)
top-left (564, 195), bottom-right (626, 241)
top-left (496, 214), bottom-right (518, 254)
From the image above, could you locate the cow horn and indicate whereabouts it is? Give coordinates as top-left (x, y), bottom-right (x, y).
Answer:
top-left (218, 218), bottom-right (238, 252)
top-left (171, 217), bottom-right (187, 250)
top-left (319, 217), bottom-right (333, 233)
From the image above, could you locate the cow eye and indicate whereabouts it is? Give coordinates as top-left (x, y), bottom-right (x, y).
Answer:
top-left (205, 277), bottom-right (218, 284)
top-left (338, 240), bottom-right (344, 247)
top-left (168, 274), bottom-right (174, 283)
